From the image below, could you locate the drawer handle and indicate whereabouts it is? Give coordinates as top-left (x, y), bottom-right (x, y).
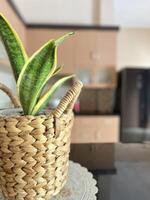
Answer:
top-left (90, 51), bottom-right (101, 61)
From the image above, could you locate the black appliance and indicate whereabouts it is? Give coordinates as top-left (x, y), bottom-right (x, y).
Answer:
top-left (120, 68), bottom-right (150, 143)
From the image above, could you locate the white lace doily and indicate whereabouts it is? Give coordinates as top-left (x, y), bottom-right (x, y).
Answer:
top-left (52, 161), bottom-right (98, 200)
top-left (0, 161), bottom-right (98, 200)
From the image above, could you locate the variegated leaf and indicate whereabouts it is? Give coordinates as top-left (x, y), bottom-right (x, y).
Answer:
top-left (17, 32), bottom-right (74, 115)
top-left (31, 75), bottom-right (74, 115)
top-left (0, 13), bottom-right (28, 80)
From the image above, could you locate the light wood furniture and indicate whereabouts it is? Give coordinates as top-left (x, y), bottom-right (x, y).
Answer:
top-left (72, 115), bottom-right (119, 143)
top-left (71, 116), bottom-right (120, 170)
top-left (83, 83), bottom-right (116, 89)
top-left (71, 114), bottom-right (120, 171)
top-left (26, 28), bottom-right (118, 74)
top-left (74, 30), bottom-right (117, 68)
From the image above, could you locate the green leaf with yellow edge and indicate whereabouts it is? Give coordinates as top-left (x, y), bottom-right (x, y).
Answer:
top-left (17, 40), bottom-right (56, 114)
top-left (17, 32), bottom-right (74, 115)
top-left (55, 32), bottom-right (74, 46)
top-left (31, 75), bottom-right (74, 115)
top-left (0, 13), bottom-right (28, 80)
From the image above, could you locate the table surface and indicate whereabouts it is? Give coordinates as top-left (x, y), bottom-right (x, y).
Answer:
top-left (93, 160), bottom-right (150, 200)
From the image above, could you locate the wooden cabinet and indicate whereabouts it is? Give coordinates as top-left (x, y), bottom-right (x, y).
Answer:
top-left (70, 143), bottom-right (115, 170)
top-left (26, 28), bottom-right (118, 74)
top-left (71, 115), bottom-right (120, 143)
top-left (74, 31), bottom-right (117, 70)
top-left (71, 115), bottom-right (119, 170)
top-left (27, 29), bottom-right (75, 74)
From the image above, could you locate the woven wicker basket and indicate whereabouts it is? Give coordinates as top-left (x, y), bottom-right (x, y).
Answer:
top-left (0, 80), bottom-right (82, 200)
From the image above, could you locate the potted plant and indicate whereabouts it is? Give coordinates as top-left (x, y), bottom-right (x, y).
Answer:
top-left (0, 13), bottom-right (82, 200)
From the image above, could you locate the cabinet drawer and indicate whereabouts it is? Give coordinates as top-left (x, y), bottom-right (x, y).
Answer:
top-left (71, 116), bottom-right (119, 143)
top-left (74, 30), bottom-right (117, 68)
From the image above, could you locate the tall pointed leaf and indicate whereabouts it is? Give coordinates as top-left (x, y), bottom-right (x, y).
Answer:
top-left (31, 75), bottom-right (74, 115)
top-left (17, 40), bottom-right (56, 114)
top-left (0, 13), bottom-right (28, 80)
top-left (17, 32), bottom-right (74, 115)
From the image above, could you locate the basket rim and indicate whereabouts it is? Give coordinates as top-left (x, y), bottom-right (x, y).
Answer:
top-left (0, 107), bottom-right (73, 118)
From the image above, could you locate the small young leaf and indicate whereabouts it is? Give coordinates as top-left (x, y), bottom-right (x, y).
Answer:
top-left (31, 75), bottom-right (74, 115)
top-left (52, 66), bottom-right (63, 76)
top-left (0, 13), bottom-right (28, 80)
top-left (55, 32), bottom-right (74, 46)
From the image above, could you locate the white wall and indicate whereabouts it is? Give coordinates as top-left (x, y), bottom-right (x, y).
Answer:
top-left (12, 0), bottom-right (116, 25)
top-left (11, 0), bottom-right (150, 28)
top-left (114, 0), bottom-right (150, 28)
top-left (117, 29), bottom-right (150, 70)
top-left (100, 0), bottom-right (115, 25)
top-left (13, 0), bottom-right (94, 24)
top-left (99, 0), bottom-right (150, 70)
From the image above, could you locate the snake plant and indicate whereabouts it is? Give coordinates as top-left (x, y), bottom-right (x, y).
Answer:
top-left (0, 13), bottom-right (74, 115)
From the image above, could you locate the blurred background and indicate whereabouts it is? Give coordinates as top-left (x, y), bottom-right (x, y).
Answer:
top-left (1, 0), bottom-right (150, 199)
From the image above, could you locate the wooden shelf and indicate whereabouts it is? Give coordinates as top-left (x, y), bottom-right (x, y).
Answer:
top-left (83, 83), bottom-right (116, 89)
top-left (72, 115), bottom-right (120, 143)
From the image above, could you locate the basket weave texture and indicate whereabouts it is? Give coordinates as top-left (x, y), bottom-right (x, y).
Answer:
top-left (0, 81), bottom-right (82, 200)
